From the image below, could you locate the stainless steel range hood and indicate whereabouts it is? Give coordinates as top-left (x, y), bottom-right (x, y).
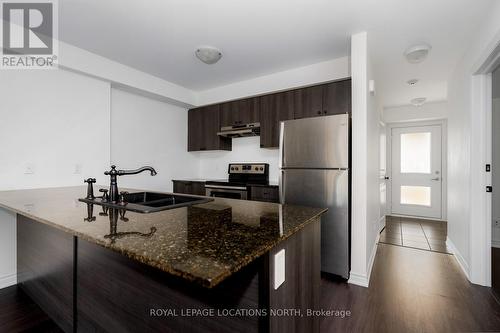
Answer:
top-left (217, 122), bottom-right (260, 138)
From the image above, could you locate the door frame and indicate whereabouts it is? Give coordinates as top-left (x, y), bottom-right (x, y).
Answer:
top-left (386, 119), bottom-right (448, 221)
top-left (469, 38), bottom-right (500, 286)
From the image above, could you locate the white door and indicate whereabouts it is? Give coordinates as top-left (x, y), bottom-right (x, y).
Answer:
top-left (391, 125), bottom-right (442, 219)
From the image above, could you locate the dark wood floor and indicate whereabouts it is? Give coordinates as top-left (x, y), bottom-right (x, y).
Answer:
top-left (0, 285), bottom-right (62, 333)
top-left (321, 243), bottom-right (500, 333)
top-left (3, 244), bottom-right (500, 333)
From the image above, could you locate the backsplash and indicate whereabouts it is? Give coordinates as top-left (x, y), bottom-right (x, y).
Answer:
top-left (196, 136), bottom-right (280, 182)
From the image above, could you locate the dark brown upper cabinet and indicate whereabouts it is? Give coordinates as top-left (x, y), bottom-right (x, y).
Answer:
top-left (260, 91), bottom-right (296, 148)
top-left (187, 78), bottom-right (351, 152)
top-left (188, 105), bottom-right (231, 151)
top-left (220, 97), bottom-right (260, 127)
top-left (293, 85), bottom-right (324, 119)
top-left (293, 79), bottom-right (351, 119)
top-left (323, 79), bottom-right (352, 116)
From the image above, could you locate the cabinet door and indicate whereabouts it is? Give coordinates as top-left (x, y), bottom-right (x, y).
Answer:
top-left (188, 105), bottom-right (231, 151)
top-left (294, 85), bottom-right (323, 119)
top-left (173, 181), bottom-right (206, 195)
top-left (250, 186), bottom-right (279, 203)
top-left (221, 98), bottom-right (260, 126)
top-left (323, 79), bottom-right (351, 116)
top-left (260, 91), bottom-right (295, 148)
top-left (188, 108), bottom-right (204, 151)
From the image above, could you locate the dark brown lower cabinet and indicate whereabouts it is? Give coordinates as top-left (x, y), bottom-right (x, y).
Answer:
top-left (17, 214), bottom-right (320, 333)
top-left (493, 247), bottom-right (500, 298)
top-left (249, 186), bottom-right (279, 203)
top-left (17, 215), bottom-right (74, 333)
top-left (172, 180), bottom-right (206, 196)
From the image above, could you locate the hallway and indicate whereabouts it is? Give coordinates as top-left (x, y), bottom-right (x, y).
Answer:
top-left (379, 216), bottom-right (451, 253)
top-left (321, 243), bottom-right (500, 332)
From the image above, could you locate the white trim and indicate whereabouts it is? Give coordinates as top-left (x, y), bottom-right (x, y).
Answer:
top-left (446, 237), bottom-right (470, 280)
top-left (388, 214), bottom-right (447, 222)
top-left (348, 272), bottom-right (369, 288)
top-left (379, 215), bottom-right (386, 232)
top-left (348, 232), bottom-right (380, 288)
top-left (0, 273), bottom-right (16, 290)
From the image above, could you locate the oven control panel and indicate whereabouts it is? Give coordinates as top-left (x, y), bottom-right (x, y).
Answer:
top-left (228, 163), bottom-right (268, 174)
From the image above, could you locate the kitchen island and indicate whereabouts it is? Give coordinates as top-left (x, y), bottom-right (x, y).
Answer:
top-left (0, 186), bottom-right (326, 333)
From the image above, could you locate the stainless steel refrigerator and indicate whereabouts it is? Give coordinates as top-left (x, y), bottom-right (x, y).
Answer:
top-left (279, 114), bottom-right (350, 278)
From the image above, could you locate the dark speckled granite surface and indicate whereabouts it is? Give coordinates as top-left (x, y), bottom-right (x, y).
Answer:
top-left (0, 186), bottom-right (326, 288)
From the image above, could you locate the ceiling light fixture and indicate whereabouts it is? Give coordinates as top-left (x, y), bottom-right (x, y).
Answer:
top-left (407, 78), bottom-right (419, 86)
top-left (404, 43), bottom-right (431, 64)
top-left (195, 46), bottom-right (222, 64)
top-left (410, 97), bottom-right (427, 106)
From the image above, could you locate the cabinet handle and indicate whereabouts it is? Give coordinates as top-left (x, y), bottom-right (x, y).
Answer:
top-left (323, 110), bottom-right (327, 114)
top-left (317, 111), bottom-right (321, 115)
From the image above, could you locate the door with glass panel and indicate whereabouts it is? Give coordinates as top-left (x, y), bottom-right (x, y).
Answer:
top-left (391, 125), bottom-right (442, 219)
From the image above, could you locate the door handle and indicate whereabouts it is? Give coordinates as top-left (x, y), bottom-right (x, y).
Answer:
top-left (431, 177), bottom-right (440, 181)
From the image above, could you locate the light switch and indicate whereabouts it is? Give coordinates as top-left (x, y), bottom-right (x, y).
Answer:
top-left (274, 249), bottom-right (285, 290)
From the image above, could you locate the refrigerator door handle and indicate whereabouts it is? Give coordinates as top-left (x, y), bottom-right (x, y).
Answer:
top-left (278, 121), bottom-right (285, 168)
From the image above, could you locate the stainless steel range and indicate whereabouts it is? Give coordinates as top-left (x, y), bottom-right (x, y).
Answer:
top-left (205, 163), bottom-right (269, 200)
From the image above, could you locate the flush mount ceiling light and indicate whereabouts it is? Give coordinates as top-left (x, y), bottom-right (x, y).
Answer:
top-left (404, 43), bottom-right (431, 64)
top-left (195, 46), bottom-right (222, 64)
top-left (407, 78), bottom-right (419, 86)
top-left (411, 97), bottom-right (427, 106)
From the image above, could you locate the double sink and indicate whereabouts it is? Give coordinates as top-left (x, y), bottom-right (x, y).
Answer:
top-left (80, 191), bottom-right (213, 213)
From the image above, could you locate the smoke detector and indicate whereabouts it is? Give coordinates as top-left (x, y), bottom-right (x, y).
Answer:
top-left (404, 44), bottom-right (431, 64)
top-left (407, 78), bottom-right (419, 86)
top-left (195, 46), bottom-right (222, 64)
top-left (411, 97), bottom-right (427, 106)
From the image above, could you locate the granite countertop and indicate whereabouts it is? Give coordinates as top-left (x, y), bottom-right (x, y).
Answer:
top-left (0, 186), bottom-right (325, 288)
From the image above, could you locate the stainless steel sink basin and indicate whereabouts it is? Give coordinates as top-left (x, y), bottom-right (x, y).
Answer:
top-left (79, 191), bottom-right (213, 213)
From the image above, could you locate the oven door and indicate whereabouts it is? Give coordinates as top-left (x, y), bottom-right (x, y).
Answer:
top-left (205, 185), bottom-right (248, 200)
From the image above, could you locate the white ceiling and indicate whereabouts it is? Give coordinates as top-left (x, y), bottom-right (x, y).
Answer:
top-left (59, 0), bottom-right (494, 107)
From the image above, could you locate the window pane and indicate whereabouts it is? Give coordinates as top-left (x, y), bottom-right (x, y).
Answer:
top-left (400, 132), bottom-right (431, 173)
top-left (401, 186), bottom-right (431, 206)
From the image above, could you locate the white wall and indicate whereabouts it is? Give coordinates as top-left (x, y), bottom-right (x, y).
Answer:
top-left (349, 32), bottom-right (381, 287)
top-left (0, 70), bottom-right (111, 190)
top-left (0, 69), bottom-right (111, 288)
top-left (197, 137), bottom-right (280, 182)
top-left (447, 0), bottom-right (500, 284)
top-left (110, 88), bottom-right (200, 192)
top-left (383, 102), bottom-right (448, 123)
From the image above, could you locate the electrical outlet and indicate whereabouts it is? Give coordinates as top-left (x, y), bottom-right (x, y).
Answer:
top-left (74, 164), bottom-right (83, 174)
top-left (495, 220), bottom-right (500, 228)
top-left (24, 163), bottom-right (35, 174)
top-left (274, 249), bottom-right (286, 290)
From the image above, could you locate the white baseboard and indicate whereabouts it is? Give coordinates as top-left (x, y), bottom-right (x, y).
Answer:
top-left (378, 215), bottom-right (386, 233)
top-left (388, 214), bottom-right (446, 222)
top-left (348, 272), bottom-right (369, 287)
top-left (446, 237), bottom-right (470, 280)
top-left (0, 273), bottom-right (17, 289)
top-left (348, 232), bottom-right (380, 288)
